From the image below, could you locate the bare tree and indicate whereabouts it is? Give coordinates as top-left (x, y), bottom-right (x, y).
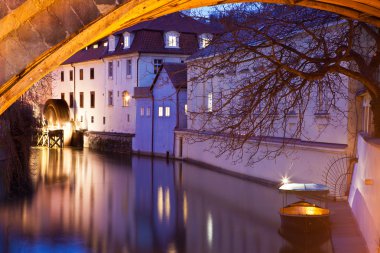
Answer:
top-left (187, 4), bottom-right (377, 164)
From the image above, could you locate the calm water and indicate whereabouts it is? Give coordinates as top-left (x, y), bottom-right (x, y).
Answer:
top-left (0, 147), bottom-right (333, 253)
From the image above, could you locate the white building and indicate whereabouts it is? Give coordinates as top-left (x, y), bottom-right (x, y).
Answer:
top-left (134, 63), bottom-right (187, 156)
top-left (175, 35), bottom-right (358, 185)
top-left (51, 13), bottom-right (214, 137)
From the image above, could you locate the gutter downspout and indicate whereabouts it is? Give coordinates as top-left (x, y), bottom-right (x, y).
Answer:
top-left (151, 90), bottom-right (154, 155)
top-left (136, 53), bottom-right (140, 87)
top-left (71, 64), bottom-right (76, 122)
top-left (174, 88), bottom-right (180, 157)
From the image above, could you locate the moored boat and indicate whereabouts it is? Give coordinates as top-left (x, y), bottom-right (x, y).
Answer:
top-left (279, 183), bottom-right (330, 232)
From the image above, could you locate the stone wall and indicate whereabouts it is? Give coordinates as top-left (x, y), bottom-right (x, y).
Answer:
top-left (176, 130), bottom-right (349, 184)
top-left (84, 131), bottom-right (134, 154)
top-left (349, 134), bottom-right (380, 253)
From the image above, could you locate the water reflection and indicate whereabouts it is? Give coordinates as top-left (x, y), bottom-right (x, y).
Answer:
top-left (0, 147), bottom-right (333, 253)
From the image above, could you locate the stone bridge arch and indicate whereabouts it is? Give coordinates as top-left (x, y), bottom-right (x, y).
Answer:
top-left (0, 0), bottom-right (379, 115)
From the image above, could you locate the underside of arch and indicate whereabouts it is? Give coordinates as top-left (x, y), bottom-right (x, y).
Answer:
top-left (0, 0), bottom-right (380, 115)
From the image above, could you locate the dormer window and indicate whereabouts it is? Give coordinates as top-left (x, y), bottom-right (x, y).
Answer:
top-left (165, 31), bottom-right (180, 48)
top-left (199, 33), bottom-right (213, 49)
top-left (93, 44), bottom-right (98, 49)
top-left (123, 32), bottom-right (134, 49)
top-left (103, 41), bottom-right (108, 47)
top-left (108, 35), bottom-right (116, 52)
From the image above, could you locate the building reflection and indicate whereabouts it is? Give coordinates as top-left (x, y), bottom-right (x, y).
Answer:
top-left (0, 148), bottom-right (333, 253)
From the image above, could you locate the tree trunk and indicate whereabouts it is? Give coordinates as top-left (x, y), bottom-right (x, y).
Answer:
top-left (370, 97), bottom-right (380, 138)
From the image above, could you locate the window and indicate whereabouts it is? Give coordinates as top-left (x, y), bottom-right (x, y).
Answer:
top-left (108, 62), bottom-right (113, 79)
top-left (91, 116), bottom-right (94, 123)
top-left (108, 35), bottom-right (116, 52)
top-left (316, 82), bottom-right (329, 114)
top-left (90, 91), bottom-right (95, 108)
top-left (79, 69), bottom-right (83, 80)
top-left (61, 93), bottom-right (65, 100)
top-left (69, 92), bottom-right (74, 108)
top-left (165, 106), bottom-right (170, 117)
top-left (123, 32), bottom-right (133, 49)
top-left (103, 117), bottom-right (106, 125)
top-left (185, 104), bottom-right (188, 115)
top-left (127, 114), bottom-right (130, 122)
top-left (90, 68), bottom-right (94, 79)
top-left (199, 33), bottom-right (213, 49)
top-left (108, 90), bottom-right (113, 106)
top-left (154, 59), bottom-right (163, 74)
top-left (168, 35), bottom-right (177, 47)
top-left (165, 31), bottom-right (179, 48)
top-left (93, 44), bottom-right (98, 49)
top-left (207, 92), bottom-right (213, 112)
top-left (146, 107), bottom-right (151, 117)
top-left (80, 115), bottom-right (83, 122)
top-left (140, 107), bottom-right (145, 116)
top-left (79, 92), bottom-right (84, 108)
top-left (126, 59), bottom-right (132, 77)
top-left (60, 71), bottom-right (64, 82)
top-left (122, 91), bottom-right (130, 107)
top-left (158, 106), bottom-right (164, 117)
top-left (69, 70), bottom-right (73, 81)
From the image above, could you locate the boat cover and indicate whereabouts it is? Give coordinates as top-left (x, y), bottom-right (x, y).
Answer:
top-left (279, 183), bottom-right (329, 194)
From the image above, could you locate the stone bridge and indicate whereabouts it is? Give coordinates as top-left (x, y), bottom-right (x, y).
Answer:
top-left (0, 0), bottom-right (379, 115)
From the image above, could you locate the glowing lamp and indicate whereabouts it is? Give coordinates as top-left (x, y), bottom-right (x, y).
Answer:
top-left (281, 177), bottom-right (290, 185)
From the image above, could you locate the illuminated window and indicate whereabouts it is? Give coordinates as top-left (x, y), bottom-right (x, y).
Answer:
top-left (199, 33), bottom-right (213, 49)
top-left (140, 107), bottom-right (145, 116)
top-left (122, 91), bottom-right (130, 107)
top-left (93, 44), bottom-right (98, 49)
top-left (185, 104), bottom-right (188, 115)
top-left (165, 106), bottom-right (170, 117)
top-left (165, 31), bottom-right (180, 48)
top-left (158, 106), bottom-right (163, 117)
top-left (103, 41), bottom-right (108, 47)
top-left (123, 32), bottom-right (133, 48)
top-left (168, 35), bottom-right (177, 47)
top-left (207, 93), bottom-right (213, 112)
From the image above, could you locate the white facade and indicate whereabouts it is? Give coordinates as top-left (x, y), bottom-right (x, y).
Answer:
top-left (52, 53), bottom-right (188, 134)
top-left (175, 53), bottom-right (358, 184)
top-left (51, 12), bottom-right (214, 138)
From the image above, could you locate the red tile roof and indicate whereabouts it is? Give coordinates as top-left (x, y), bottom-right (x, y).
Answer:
top-left (133, 87), bottom-right (151, 98)
top-left (63, 13), bottom-right (218, 65)
top-left (151, 63), bottom-right (187, 90)
top-left (162, 63), bottom-right (187, 89)
top-left (118, 12), bottom-right (217, 34)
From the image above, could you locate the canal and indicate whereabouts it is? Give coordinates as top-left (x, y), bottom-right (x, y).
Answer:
top-left (0, 147), bottom-right (333, 253)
